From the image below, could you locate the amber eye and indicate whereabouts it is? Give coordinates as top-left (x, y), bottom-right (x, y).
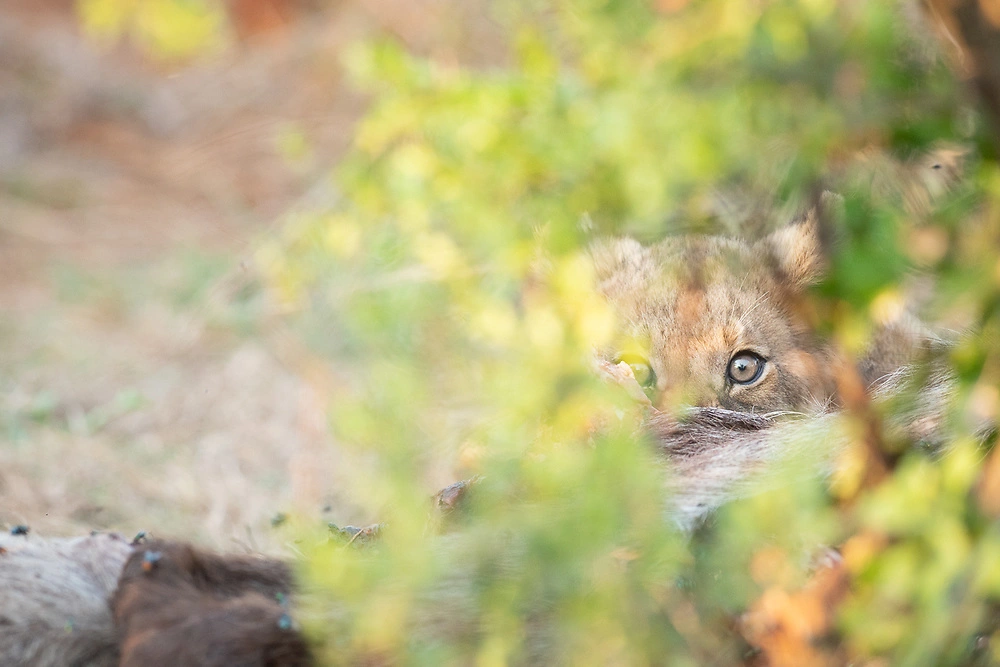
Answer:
top-left (727, 351), bottom-right (765, 385)
top-left (616, 354), bottom-right (656, 388)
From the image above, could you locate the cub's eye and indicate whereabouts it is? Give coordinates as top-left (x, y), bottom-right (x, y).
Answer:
top-left (615, 354), bottom-right (656, 388)
top-left (629, 362), bottom-right (655, 387)
top-left (727, 351), bottom-right (765, 385)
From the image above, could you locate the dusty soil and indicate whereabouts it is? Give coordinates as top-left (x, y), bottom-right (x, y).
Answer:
top-left (0, 0), bottom-right (501, 552)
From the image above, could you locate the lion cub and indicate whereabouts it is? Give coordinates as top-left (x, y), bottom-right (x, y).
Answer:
top-left (593, 214), bottom-right (857, 415)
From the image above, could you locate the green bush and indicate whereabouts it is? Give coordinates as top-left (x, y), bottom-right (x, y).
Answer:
top-left (273, 2), bottom-right (1000, 664)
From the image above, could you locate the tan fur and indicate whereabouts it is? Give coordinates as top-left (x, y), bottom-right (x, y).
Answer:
top-left (594, 216), bottom-right (840, 415)
top-left (592, 204), bottom-right (965, 529)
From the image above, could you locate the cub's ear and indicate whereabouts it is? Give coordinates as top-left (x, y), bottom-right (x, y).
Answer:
top-left (760, 197), bottom-right (834, 289)
top-left (589, 237), bottom-right (649, 284)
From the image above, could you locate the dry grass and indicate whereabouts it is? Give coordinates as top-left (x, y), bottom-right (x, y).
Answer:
top-left (0, 0), bottom-right (500, 554)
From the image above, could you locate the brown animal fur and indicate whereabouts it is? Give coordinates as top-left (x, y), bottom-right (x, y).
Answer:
top-left (592, 214), bottom-right (844, 414)
top-left (591, 197), bottom-right (961, 529)
top-left (111, 539), bottom-right (311, 667)
top-left (593, 200), bottom-right (941, 418)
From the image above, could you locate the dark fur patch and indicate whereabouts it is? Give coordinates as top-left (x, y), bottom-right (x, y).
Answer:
top-left (111, 540), bottom-right (312, 667)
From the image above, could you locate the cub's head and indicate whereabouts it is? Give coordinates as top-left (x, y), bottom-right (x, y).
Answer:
top-left (594, 215), bottom-right (836, 414)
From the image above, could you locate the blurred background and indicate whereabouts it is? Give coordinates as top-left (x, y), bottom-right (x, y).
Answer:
top-left (0, 0), bottom-right (502, 550)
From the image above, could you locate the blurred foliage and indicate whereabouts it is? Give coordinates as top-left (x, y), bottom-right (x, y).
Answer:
top-left (271, 0), bottom-right (1000, 665)
top-left (80, 0), bottom-right (1000, 664)
top-left (76, 0), bottom-right (228, 60)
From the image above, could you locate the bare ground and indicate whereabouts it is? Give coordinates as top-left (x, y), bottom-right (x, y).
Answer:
top-left (0, 0), bottom-right (502, 553)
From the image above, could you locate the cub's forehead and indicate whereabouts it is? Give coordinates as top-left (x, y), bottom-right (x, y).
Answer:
top-left (593, 235), bottom-right (772, 299)
top-left (592, 235), bottom-right (785, 342)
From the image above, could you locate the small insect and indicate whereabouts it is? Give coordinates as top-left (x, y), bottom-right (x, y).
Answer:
top-left (141, 550), bottom-right (163, 573)
top-left (132, 531), bottom-right (148, 546)
top-left (10, 525), bottom-right (29, 536)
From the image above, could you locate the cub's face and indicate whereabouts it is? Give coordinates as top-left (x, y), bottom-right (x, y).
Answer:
top-left (594, 220), bottom-right (836, 414)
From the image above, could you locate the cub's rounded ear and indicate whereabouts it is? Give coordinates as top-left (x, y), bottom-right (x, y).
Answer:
top-left (760, 193), bottom-right (839, 289)
top-left (589, 237), bottom-right (649, 284)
